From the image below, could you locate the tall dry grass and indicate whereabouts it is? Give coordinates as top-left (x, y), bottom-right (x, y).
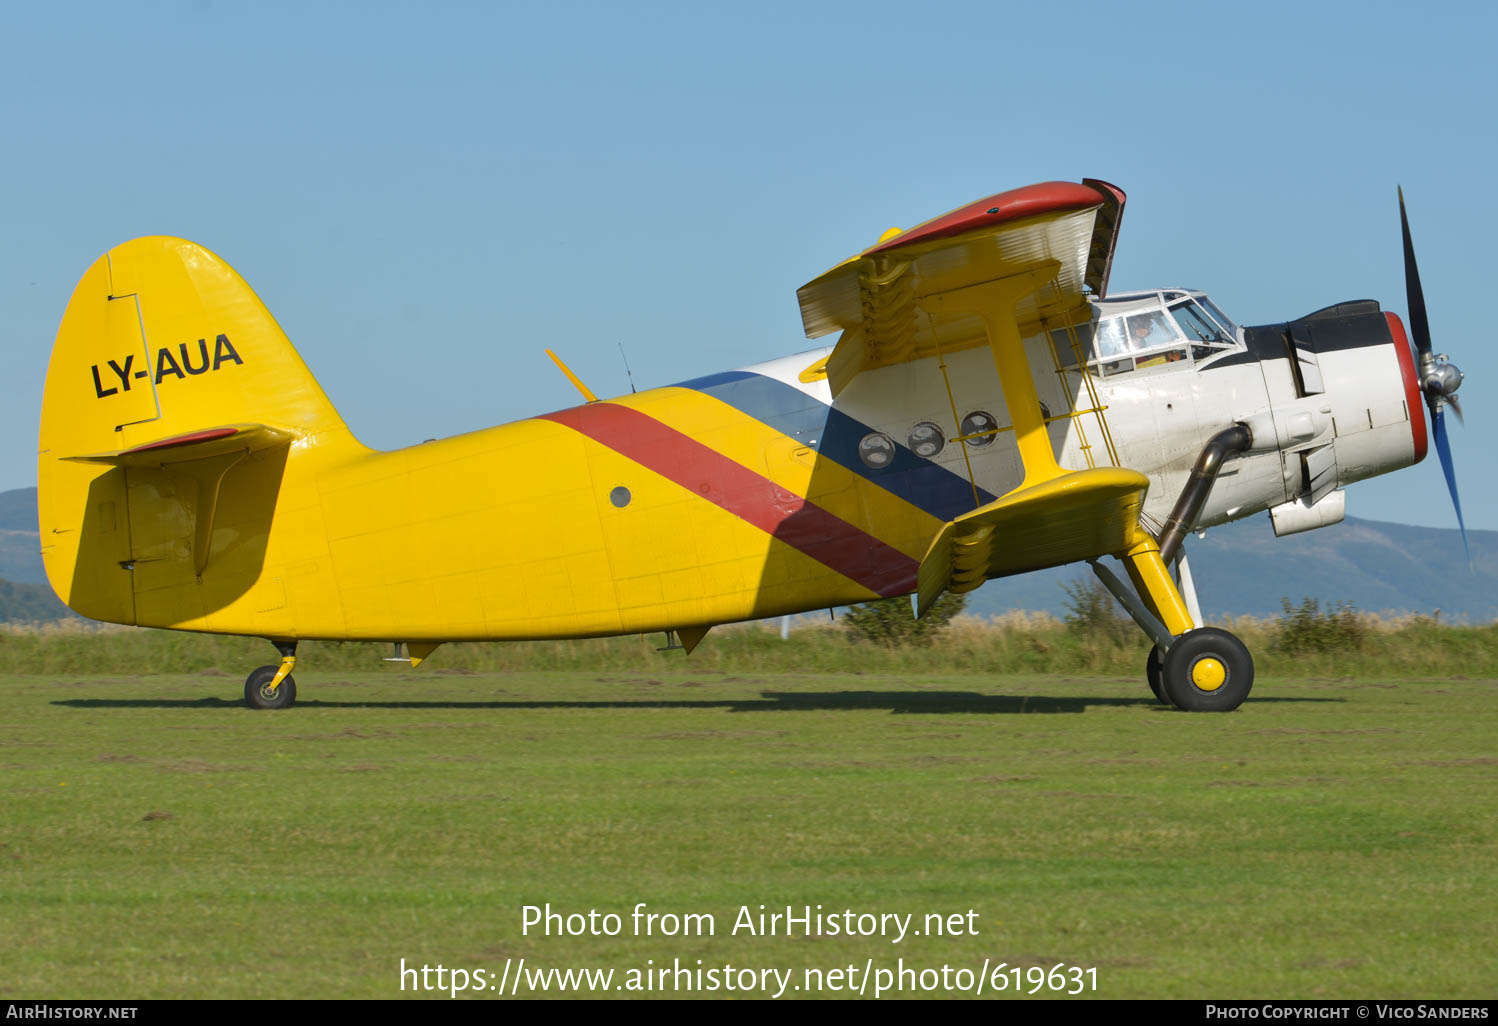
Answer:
top-left (3, 609), bottom-right (1496, 679)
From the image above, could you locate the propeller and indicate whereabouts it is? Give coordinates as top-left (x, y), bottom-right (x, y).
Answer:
top-left (1399, 186), bottom-right (1470, 561)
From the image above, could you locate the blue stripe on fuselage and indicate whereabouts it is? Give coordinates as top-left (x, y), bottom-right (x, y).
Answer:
top-left (674, 370), bottom-right (993, 523)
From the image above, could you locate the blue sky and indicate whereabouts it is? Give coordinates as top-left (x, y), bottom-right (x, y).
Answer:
top-left (3, 0), bottom-right (1494, 531)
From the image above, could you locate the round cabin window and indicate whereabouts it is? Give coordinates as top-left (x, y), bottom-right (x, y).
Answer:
top-left (857, 432), bottom-right (896, 469)
top-left (961, 411), bottom-right (999, 447)
top-left (907, 422), bottom-right (945, 458)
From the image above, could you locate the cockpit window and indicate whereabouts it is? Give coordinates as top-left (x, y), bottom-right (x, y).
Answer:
top-left (1125, 311), bottom-right (1179, 349)
top-left (1169, 301), bottom-right (1232, 345)
top-left (1054, 295), bottom-right (1242, 376)
top-left (1094, 317), bottom-right (1128, 358)
top-left (1196, 297), bottom-right (1239, 336)
top-left (1136, 347), bottom-right (1188, 369)
top-left (1050, 321), bottom-right (1094, 366)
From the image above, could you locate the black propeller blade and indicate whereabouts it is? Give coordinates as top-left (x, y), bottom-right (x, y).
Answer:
top-left (1400, 186), bottom-right (1470, 563)
top-left (1399, 186), bottom-right (1433, 358)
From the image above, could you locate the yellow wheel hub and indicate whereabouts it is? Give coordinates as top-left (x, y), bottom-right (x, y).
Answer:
top-left (1191, 657), bottom-right (1227, 691)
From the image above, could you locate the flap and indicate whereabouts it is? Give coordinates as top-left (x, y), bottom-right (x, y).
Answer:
top-left (916, 467), bottom-right (1150, 615)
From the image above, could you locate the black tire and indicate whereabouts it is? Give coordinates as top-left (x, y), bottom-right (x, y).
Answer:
top-left (1145, 645), bottom-right (1173, 706)
top-left (245, 665), bottom-right (297, 710)
top-left (1160, 628), bottom-right (1253, 712)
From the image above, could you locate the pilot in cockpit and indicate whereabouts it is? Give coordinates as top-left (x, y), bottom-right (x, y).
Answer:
top-left (1127, 311), bottom-right (1176, 349)
top-left (1129, 311), bottom-right (1186, 366)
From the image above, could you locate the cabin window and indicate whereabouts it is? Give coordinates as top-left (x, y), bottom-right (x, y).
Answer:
top-left (858, 432), bottom-right (896, 468)
top-left (908, 422), bottom-right (945, 458)
top-left (960, 411), bottom-right (999, 447)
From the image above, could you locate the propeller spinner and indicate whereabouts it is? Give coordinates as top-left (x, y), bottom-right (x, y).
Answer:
top-left (1399, 187), bottom-right (1470, 559)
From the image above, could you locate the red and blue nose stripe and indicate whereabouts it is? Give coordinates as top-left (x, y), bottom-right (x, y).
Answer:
top-left (675, 370), bottom-right (993, 521)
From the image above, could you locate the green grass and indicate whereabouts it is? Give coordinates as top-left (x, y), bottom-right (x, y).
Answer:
top-left (2, 647), bottom-right (1495, 998)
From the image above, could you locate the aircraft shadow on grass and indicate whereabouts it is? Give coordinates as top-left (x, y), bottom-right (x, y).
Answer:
top-left (52, 691), bottom-right (1341, 715)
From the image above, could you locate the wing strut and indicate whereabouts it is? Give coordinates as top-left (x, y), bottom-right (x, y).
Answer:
top-left (914, 263), bottom-right (1195, 645)
top-left (925, 262), bottom-right (1065, 489)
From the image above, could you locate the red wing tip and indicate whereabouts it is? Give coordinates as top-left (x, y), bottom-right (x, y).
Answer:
top-left (868, 180), bottom-right (1114, 255)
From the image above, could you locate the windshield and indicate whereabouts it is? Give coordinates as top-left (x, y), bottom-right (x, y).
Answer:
top-left (1054, 295), bottom-right (1241, 374)
top-left (1196, 296), bottom-right (1239, 336)
top-left (1169, 301), bottom-right (1232, 344)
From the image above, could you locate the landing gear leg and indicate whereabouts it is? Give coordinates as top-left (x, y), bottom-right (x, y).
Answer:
top-left (1096, 536), bottom-right (1255, 712)
top-left (245, 641), bottom-right (298, 710)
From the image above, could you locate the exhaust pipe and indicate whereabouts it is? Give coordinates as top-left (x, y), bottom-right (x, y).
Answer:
top-left (1157, 424), bottom-right (1254, 565)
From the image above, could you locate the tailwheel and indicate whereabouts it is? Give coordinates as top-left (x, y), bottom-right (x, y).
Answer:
top-left (1160, 627), bottom-right (1254, 712)
top-left (245, 664), bottom-right (297, 710)
top-left (1145, 645), bottom-right (1173, 706)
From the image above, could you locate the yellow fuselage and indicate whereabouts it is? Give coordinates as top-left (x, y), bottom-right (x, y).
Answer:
top-left (117, 375), bottom-right (951, 642)
top-left (38, 238), bottom-right (976, 645)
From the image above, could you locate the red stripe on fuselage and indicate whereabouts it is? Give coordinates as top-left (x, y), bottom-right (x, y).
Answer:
top-left (539, 404), bottom-right (919, 598)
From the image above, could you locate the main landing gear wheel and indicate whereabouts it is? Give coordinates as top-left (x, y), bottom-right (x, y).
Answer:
top-left (245, 665), bottom-right (297, 710)
top-left (1159, 627), bottom-right (1253, 712)
top-left (1145, 646), bottom-right (1172, 706)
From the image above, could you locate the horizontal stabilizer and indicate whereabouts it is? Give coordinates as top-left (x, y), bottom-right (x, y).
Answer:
top-left (63, 423), bottom-right (294, 467)
top-left (917, 467), bottom-right (1150, 616)
top-left (63, 423), bottom-right (293, 578)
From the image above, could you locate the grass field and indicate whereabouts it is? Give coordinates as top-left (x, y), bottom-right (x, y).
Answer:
top-left (2, 623), bottom-right (1496, 999)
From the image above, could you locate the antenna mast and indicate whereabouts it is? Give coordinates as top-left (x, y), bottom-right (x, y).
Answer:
top-left (618, 342), bottom-right (637, 393)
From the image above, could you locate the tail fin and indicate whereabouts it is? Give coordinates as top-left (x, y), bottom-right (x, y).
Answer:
top-left (39, 236), bottom-right (363, 625)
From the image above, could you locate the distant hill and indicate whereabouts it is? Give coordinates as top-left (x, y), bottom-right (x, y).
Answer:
top-left (1, 485), bottom-right (1493, 625)
top-left (0, 487), bottom-right (37, 532)
top-left (1, 487), bottom-right (46, 589)
top-left (947, 515), bottom-right (1496, 623)
top-left (0, 576), bottom-right (74, 623)
top-left (0, 486), bottom-right (75, 622)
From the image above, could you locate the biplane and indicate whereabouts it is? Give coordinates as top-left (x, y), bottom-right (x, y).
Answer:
top-left (37, 178), bottom-right (1466, 711)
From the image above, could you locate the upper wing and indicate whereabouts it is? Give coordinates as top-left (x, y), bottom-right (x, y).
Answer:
top-left (796, 178), bottom-right (1125, 396)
